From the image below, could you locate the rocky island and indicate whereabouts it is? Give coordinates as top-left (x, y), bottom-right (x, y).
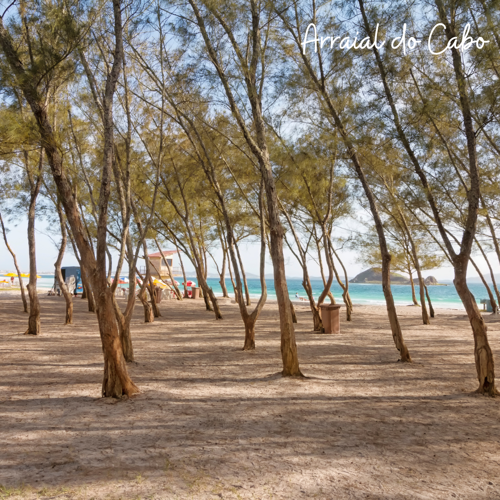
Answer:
top-left (350, 268), bottom-right (441, 285)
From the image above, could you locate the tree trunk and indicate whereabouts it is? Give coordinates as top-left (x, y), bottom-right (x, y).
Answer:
top-left (0, 212), bottom-right (28, 313)
top-left (424, 285), bottom-right (435, 318)
top-left (405, 224), bottom-right (430, 324)
top-left (454, 261), bottom-right (497, 395)
top-left (381, 253), bottom-right (411, 362)
top-left (236, 242), bottom-right (251, 306)
top-left (219, 247), bottom-right (230, 297)
top-left (328, 242), bottom-right (353, 320)
top-left (188, 0), bottom-right (300, 374)
top-left (203, 281), bottom-right (223, 318)
top-left (25, 151), bottom-right (43, 336)
top-left (312, 305), bottom-right (322, 330)
top-left (97, 286), bottom-right (138, 397)
top-left (470, 256), bottom-right (498, 314)
top-left (243, 318), bottom-right (256, 350)
top-left (408, 267), bottom-right (419, 306)
top-left (331, 245), bottom-right (353, 321)
top-left (137, 264), bottom-right (155, 323)
top-left (83, 271), bottom-right (96, 313)
top-left (112, 294), bottom-right (134, 362)
top-left (55, 200), bottom-right (73, 325)
top-left (259, 184), bottom-right (302, 364)
top-left (476, 238), bottom-right (500, 311)
top-left (315, 235), bottom-right (335, 304)
top-left (149, 284), bottom-right (161, 317)
top-left (176, 245), bottom-right (189, 298)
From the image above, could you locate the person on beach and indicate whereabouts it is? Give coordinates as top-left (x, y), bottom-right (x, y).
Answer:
top-left (295, 292), bottom-right (306, 301)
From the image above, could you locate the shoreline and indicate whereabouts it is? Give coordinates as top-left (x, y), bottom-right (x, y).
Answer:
top-left (0, 288), bottom-right (470, 311)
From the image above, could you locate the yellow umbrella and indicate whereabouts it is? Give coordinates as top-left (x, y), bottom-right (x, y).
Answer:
top-left (153, 279), bottom-right (169, 289)
top-left (23, 273), bottom-right (41, 278)
top-left (4, 272), bottom-right (17, 277)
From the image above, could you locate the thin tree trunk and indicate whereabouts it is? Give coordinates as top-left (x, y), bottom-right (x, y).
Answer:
top-left (227, 253), bottom-right (236, 298)
top-left (290, 299), bottom-right (298, 324)
top-left (330, 245), bottom-right (353, 320)
top-left (112, 291), bottom-right (135, 362)
top-left (219, 247), bottom-right (230, 297)
top-left (55, 201), bottom-right (73, 324)
top-left (25, 149), bottom-right (43, 336)
top-left (469, 256), bottom-right (498, 314)
top-left (81, 267), bottom-right (96, 312)
top-left (403, 218), bottom-right (430, 324)
top-left (475, 238), bottom-right (500, 310)
top-left (0, 212), bottom-right (28, 313)
top-left (408, 266), bottom-right (419, 306)
top-left (106, 246), bottom-right (113, 281)
top-left (424, 285), bottom-right (435, 318)
top-left (315, 230), bottom-right (335, 304)
top-left (176, 245), bottom-right (189, 298)
top-left (137, 271), bottom-right (154, 323)
top-left (482, 199), bottom-right (500, 269)
top-left (235, 242), bottom-right (251, 306)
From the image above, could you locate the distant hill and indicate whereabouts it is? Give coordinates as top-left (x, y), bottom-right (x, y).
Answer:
top-left (466, 273), bottom-right (500, 285)
top-left (349, 268), bottom-right (410, 284)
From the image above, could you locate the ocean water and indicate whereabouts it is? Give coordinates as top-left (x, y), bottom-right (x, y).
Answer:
top-left (31, 275), bottom-right (493, 310)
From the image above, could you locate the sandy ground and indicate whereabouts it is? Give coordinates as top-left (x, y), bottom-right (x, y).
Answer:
top-left (1, 294), bottom-right (500, 500)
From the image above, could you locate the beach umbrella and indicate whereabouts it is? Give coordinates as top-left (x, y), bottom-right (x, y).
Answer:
top-left (4, 273), bottom-right (17, 277)
top-left (23, 273), bottom-right (41, 278)
top-left (183, 280), bottom-right (197, 287)
top-left (153, 279), bottom-right (169, 289)
top-left (165, 278), bottom-right (180, 286)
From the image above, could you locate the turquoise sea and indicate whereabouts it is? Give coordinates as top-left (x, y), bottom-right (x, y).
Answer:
top-left (204, 277), bottom-right (490, 310)
top-left (35, 275), bottom-right (493, 310)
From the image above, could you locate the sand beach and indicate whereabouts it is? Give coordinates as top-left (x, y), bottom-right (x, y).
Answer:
top-left (1, 294), bottom-right (500, 499)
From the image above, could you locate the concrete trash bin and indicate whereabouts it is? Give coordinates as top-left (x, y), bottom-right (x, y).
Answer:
top-left (481, 299), bottom-right (493, 312)
top-left (191, 286), bottom-right (200, 299)
top-left (319, 304), bottom-right (341, 334)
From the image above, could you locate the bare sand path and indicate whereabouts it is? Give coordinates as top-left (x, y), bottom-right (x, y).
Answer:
top-left (1, 295), bottom-right (500, 499)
